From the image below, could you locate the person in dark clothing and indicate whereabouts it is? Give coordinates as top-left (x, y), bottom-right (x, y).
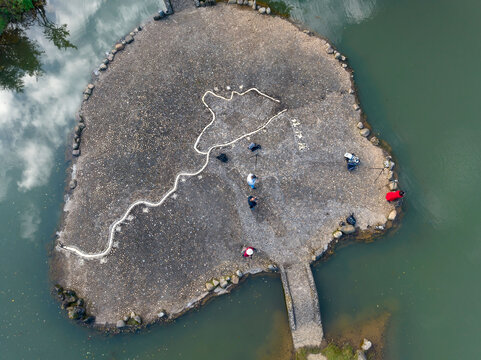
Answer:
top-left (247, 195), bottom-right (258, 209)
top-left (346, 213), bottom-right (356, 226)
top-left (216, 153), bottom-right (228, 163)
top-left (344, 152), bottom-right (360, 171)
top-left (248, 143), bottom-right (261, 152)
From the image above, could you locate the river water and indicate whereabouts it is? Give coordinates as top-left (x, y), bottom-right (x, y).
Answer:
top-left (1, 0), bottom-right (480, 359)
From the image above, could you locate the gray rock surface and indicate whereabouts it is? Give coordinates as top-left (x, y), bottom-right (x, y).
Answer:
top-left (340, 224), bottom-right (356, 234)
top-left (219, 277), bottom-right (228, 288)
top-left (333, 230), bottom-right (343, 239)
top-left (360, 128), bottom-right (370, 137)
top-left (69, 179), bottom-right (77, 190)
top-left (205, 282), bottom-right (214, 291)
top-left (388, 209), bottom-right (397, 221)
top-left (116, 320), bottom-right (125, 328)
top-left (361, 338), bottom-right (372, 351)
top-left (52, 2), bottom-right (395, 349)
top-left (357, 350), bottom-right (367, 360)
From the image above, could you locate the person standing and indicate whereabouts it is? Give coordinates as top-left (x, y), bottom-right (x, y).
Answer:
top-left (247, 195), bottom-right (258, 209)
top-left (247, 173), bottom-right (257, 189)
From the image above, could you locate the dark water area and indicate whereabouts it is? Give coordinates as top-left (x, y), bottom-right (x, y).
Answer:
top-left (0, 0), bottom-right (480, 359)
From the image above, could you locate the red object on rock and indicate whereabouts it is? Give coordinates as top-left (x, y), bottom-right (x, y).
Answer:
top-left (386, 190), bottom-right (404, 202)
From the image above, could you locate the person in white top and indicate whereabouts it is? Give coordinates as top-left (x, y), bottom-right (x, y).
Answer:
top-left (247, 173), bottom-right (257, 189)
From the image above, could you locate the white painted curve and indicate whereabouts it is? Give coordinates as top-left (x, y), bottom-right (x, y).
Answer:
top-left (60, 88), bottom-right (287, 259)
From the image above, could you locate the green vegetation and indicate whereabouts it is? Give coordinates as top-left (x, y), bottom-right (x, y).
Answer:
top-left (295, 344), bottom-right (358, 360)
top-left (322, 344), bottom-right (357, 360)
top-left (0, 0), bottom-right (37, 33)
top-left (295, 347), bottom-right (323, 360)
top-left (0, 27), bottom-right (42, 91)
top-left (0, 15), bottom-right (6, 33)
top-left (0, 0), bottom-right (76, 92)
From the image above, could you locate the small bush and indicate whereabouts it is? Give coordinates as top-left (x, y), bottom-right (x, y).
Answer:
top-left (322, 343), bottom-right (357, 360)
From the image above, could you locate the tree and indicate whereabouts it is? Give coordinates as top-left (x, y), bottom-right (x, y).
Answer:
top-left (0, 26), bottom-right (42, 92)
top-left (0, 0), bottom-right (36, 32)
top-left (35, 5), bottom-right (76, 50)
top-left (0, 0), bottom-right (76, 92)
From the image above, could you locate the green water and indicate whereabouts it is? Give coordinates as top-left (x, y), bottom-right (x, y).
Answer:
top-left (1, 0), bottom-right (480, 359)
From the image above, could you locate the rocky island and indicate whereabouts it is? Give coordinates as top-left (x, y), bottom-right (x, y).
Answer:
top-left (51, 0), bottom-right (400, 353)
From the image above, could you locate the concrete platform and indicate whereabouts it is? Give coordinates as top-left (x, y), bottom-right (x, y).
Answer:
top-left (51, 1), bottom-right (397, 351)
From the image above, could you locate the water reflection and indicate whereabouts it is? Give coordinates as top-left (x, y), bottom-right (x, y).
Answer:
top-left (0, 4), bottom-right (76, 92)
top-left (19, 203), bottom-right (41, 240)
top-left (0, 28), bottom-right (43, 92)
top-left (288, 0), bottom-right (377, 42)
top-left (0, 0), bottom-right (160, 204)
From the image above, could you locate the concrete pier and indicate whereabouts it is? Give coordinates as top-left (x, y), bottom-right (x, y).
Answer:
top-left (281, 264), bottom-right (323, 349)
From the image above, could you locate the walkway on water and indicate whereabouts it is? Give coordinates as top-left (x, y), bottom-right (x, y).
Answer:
top-left (281, 264), bottom-right (324, 349)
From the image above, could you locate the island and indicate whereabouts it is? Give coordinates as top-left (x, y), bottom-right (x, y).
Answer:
top-left (51, 0), bottom-right (401, 355)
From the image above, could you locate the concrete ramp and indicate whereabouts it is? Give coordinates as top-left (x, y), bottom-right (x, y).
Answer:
top-left (280, 263), bottom-right (324, 349)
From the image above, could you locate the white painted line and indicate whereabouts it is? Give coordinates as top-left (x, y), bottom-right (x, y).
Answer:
top-left (60, 88), bottom-right (287, 259)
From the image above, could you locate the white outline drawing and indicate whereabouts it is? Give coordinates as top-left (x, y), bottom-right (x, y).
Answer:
top-left (60, 88), bottom-right (287, 259)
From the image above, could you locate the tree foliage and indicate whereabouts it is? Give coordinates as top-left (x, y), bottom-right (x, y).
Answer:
top-left (0, 26), bottom-right (42, 91)
top-left (0, 0), bottom-right (36, 32)
top-left (0, 0), bottom-right (76, 91)
top-left (36, 5), bottom-right (76, 50)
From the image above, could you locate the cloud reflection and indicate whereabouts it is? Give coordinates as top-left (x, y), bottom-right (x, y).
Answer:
top-left (20, 203), bottom-right (41, 240)
top-left (17, 142), bottom-right (54, 191)
top-left (289, 0), bottom-right (377, 42)
top-left (0, 0), bottom-right (160, 201)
